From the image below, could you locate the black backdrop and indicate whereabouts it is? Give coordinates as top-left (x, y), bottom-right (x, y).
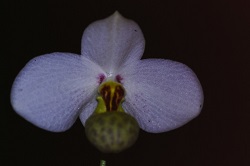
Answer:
top-left (2, 0), bottom-right (250, 165)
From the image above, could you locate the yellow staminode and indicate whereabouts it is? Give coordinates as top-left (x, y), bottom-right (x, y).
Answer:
top-left (94, 81), bottom-right (125, 114)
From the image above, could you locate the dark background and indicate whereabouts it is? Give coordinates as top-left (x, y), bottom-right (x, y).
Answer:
top-left (2, 0), bottom-right (250, 165)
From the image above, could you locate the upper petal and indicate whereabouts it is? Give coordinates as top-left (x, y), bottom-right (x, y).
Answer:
top-left (81, 11), bottom-right (145, 75)
top-left (11, 53), bottom-right (104, 132)
top-left (119, 59), bottom-right (204, 133)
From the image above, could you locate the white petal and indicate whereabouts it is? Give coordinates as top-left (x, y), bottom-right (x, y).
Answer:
top-left (11, 53), bottom-right (104, 132)
top-left (119, 59), bottom-right (204, 133)
top-left (81, 11), bottom-right (145, 75)
top-left (78, 97), bottom-right (98, 125)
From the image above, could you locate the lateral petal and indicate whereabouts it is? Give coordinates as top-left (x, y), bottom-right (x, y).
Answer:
top-left (119, 59), bottom-right (204, 133)
top-left (79, 97), bottom-right (98, 126)
top-left (11, 53), bottom-right (104, 132)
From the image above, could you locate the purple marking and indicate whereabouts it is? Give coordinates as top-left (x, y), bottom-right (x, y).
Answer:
top-left (116, 75), bottom-right (123, 83)
top-left (98, 74), bottom-right (105, 84)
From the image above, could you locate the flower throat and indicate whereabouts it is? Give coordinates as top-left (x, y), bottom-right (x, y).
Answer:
top-left (94, 81), bottom-right (125, 114)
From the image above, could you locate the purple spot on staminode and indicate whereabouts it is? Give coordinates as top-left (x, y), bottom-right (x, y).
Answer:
top-left (98, 74), bottom-right (105, 84)
top-left (116, 75), bottom-right (123, 83)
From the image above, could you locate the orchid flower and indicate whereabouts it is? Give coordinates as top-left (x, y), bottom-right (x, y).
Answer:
top-left (11, 11), bottom-right (204, 153)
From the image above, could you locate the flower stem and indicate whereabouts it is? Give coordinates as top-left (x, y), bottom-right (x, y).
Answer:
top-left (100, 160), bottom-right (106, 166)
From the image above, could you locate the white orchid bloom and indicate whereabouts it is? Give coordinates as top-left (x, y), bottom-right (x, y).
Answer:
top-left (11, 11), bottom-right (203, 153)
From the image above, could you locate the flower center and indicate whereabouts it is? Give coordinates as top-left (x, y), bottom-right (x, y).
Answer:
top-left (85, 80), bottom-right (139, 153)
top-left (94, 81), bottom-right (125, 114)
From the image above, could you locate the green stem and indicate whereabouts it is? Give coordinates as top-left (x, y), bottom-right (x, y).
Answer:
top-left (100, 160), bottom-right (106, 166)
